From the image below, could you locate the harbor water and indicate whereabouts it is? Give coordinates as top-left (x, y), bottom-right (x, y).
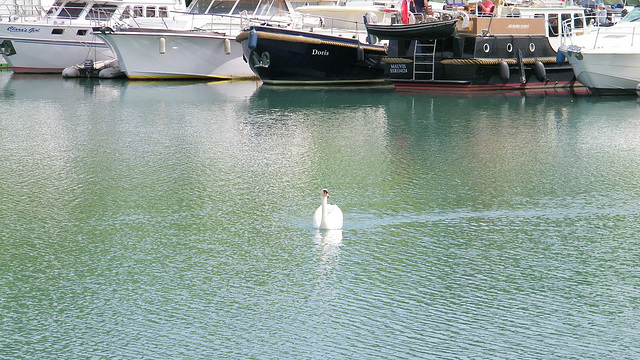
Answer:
top-left (1, 72), bottom-right (640, 358)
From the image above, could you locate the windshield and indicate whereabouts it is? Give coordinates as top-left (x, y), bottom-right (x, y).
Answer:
top-left (621, 6), bottom-right (640, 22)
top-left (188, 0), bottom-right (291, 15)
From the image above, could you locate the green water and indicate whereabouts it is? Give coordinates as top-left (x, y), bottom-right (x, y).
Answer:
top-left (1, 73), bottom-right (639, 358)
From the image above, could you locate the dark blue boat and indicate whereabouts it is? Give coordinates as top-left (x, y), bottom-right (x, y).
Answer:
top-left (236, 25), bottom-right (388, 85)
top-left (365, 19), bottom-right (459, 41)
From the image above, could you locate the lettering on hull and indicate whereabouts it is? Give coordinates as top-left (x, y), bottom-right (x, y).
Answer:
top-left (6, 26), bottom-right (40, 33)
top-left (311, 49), bottom-right (329, 56)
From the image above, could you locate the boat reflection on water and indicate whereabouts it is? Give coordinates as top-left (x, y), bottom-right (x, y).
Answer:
top-left (249, 83), bottom-right (394, 110)
top-left (0, 74), bottom-right (128, 101)
top-left (118, 79), bottom-right (261, 102)
top-left (0, 73), bottom-right (262, 102)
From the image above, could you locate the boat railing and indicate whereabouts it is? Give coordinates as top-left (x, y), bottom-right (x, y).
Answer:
top-left (0, 4), bottom-right (49, 22)
top-left (561, 16), bottom-right (639, 48)
top-left (148, 10), bottom-right (371, 39)
top-left (2, 3), bottom-right (181, 28)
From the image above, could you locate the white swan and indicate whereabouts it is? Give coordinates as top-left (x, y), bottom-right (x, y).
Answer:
top-left (313, 189), bottom-right (343, 230)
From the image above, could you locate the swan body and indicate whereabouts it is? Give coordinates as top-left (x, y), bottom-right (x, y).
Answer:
top-left (313, 189), bottom-right (343, 230)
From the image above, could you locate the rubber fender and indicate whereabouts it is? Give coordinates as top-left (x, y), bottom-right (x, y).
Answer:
top-left (159, 37), bottom-right (166, 54)
top-left (556, 51), bottom-right (565, 65)
top-left (248, 29), bottom-right (258, 50)
top-left (533, 61), bottom-right (547, 82)
top-left (498, 61), bottom-right (510, 83)
top-left (224, 38), bottom-right (231, 55)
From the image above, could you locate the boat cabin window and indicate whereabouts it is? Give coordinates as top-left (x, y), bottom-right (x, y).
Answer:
top-left (548, 13), bottom-right (559, 37)
top-left (47, 1), bottom-right (62, 16)
top-left (146, 6), bottom-right (156, 17)
top-left (573, 13), bottom-right (584, 28)
top-left (76, 29), bottom-right (87, 35)
top-left (51, 28), bottom-right (64, 34)
top-left (187, 0), bottom-right (211, 14)
top-left (234, 0), bottom-right (262, 14)
top-left (133, 5), bottom-right (143, 17)
top-left (86, 4), bottom-right (118, 21)
top-left (254, 0), bottom-right (289, 16)
top-left (57, 2), bottom-right (87, 20)
top-left (559, 13), bottom-right (571, 34)
top-left (159, 6), bottom-right (168, 17)
top-left (191, 0), bottom-right (236, 14)
top-left (187, 0), bottom-right (288, 16)
top-left (120, 6), bottom-right (132, 19)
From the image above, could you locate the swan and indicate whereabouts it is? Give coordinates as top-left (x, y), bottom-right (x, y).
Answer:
top-left (313, 189), bottom-right (343, 230)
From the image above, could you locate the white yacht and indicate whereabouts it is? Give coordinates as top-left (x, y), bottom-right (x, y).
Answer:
top-left (93, 0), bottom-right (326, 80)
top-left (0, 0), bottom-right (187, 73)
top-left (560, 6), bottom-right (640, 95)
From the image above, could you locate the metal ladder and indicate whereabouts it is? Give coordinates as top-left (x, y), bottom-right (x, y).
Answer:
top-left (413, 40), bottom-right (436, 81)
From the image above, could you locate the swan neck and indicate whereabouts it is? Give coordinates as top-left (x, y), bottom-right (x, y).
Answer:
top-left (320, 195), bottom-right (329, 228)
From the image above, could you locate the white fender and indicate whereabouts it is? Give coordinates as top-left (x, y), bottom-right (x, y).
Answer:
top-left (159, 37), bottom-right (166, 54)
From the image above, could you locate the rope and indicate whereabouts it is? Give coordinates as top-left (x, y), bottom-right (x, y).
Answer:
top-left (441, 57), bottom-right (560, 65)
top-left (236, 30), bottom-right (387, 54)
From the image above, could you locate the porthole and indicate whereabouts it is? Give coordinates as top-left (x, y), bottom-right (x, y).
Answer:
top-left (506, 43), bottom-right (513, 53)
top-left (529, 43), bottom-right (536, 52)
top-left (483, 43), bottom-right (490, 53)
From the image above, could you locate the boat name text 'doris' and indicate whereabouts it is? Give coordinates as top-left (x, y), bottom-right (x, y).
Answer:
top-left (312, 49), bottom-right (329, 56)
top-left (6, 26), bottom-right (41, 33)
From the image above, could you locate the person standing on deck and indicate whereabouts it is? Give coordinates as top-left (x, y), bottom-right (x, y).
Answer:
top-left (478, 0), bottom-right (494, 15)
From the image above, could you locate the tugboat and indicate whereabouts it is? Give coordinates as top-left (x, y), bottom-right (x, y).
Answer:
top-left (368, 7), bottom-right (587, 93)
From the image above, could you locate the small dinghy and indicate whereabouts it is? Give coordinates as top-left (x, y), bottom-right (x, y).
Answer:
top-left (365, 18), bottom-right (459, 41)
top-left (62, 59), bottom-right (125, 79)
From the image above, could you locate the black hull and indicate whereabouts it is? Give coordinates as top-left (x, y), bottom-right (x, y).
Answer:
top-left (385, 34), bottom-right (586, 93)
top-left (237, 26), bottom-right (388, 85)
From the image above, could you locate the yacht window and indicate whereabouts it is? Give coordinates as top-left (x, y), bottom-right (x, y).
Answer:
top-left (573, 13), bottom-right (584, 28)
top-left (133, 5), bottom-right (143, 17)
top-left (76, 29), bottom-right (87, 35)
top-left (233, 0), bottom-right (262, 14)
top-left (51, 28), bottom-right (64, 34)
top-left (47, 1), bottom-right (63, 16)
top-left (205, 0), bottom-right (241, 15)
top-left (120, 6), bottom-right (133, 20)
top-left (621, 7), bottom-right (640, 22)
top-left (548, 14), bottom-right (559, 37)
top-left (187, 0), bottom-right (210, 14)
top-left (57, 2), bottom-right (87, 19)
top-left (146, 6), bottom-right (156, 17)
top-left (159, 6), bottom-right (168, 17)
top-left (560, 13), bottom-right (571, 33)
top-left (86, 4), bottom-right (118, 21)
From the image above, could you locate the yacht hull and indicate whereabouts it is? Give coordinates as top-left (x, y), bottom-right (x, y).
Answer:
top-left (0, 24), bottom-right (112, 73)
top-left (565, 48), bottom-right (640, 95)
top-left (95, 29), bottom-right (255, 79)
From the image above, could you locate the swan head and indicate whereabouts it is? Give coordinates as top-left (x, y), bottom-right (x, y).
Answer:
top-left (322, 189), bottom-right (330, 198)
